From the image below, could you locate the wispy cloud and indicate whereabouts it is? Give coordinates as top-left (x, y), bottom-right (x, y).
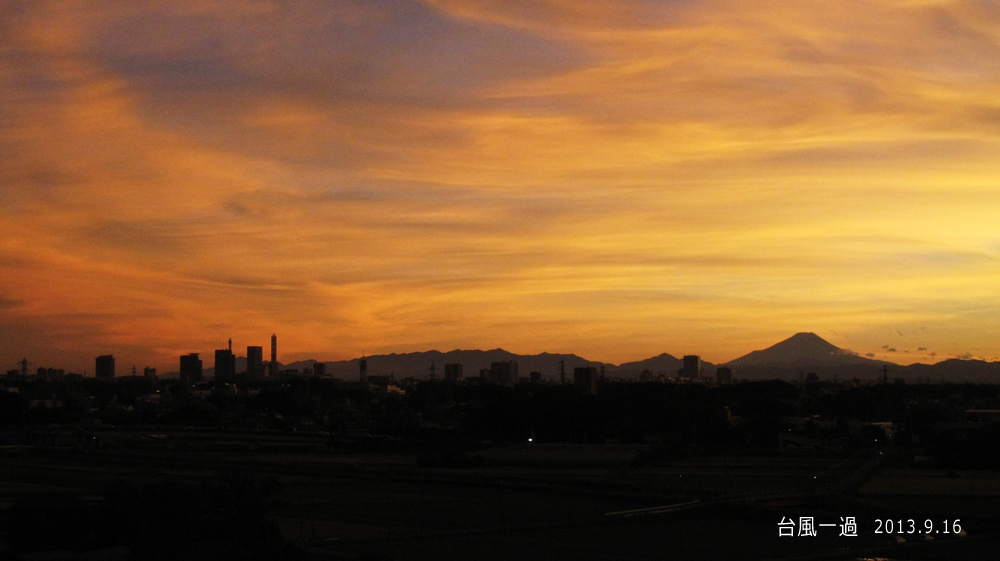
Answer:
top-left (3, 0), bottom-right (1000, 371)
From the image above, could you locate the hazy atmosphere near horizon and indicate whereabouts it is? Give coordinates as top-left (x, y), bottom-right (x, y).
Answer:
top-left (3, 0), bottom-right (1000, 373)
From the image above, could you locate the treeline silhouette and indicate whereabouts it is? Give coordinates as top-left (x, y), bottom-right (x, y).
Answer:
top-left (3, 375), bottom-right (1000, 467)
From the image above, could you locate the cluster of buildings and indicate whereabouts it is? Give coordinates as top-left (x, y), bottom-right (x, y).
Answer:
top-left (20, 340), bottom-right (735, 394)
top-left (439, 360), bottom-right (602, 394)
top-left (81, 335), bottom-right (284, 386)
top-left (179, 334), bottom-right (284, 386)
top-left (677, 355), bottom-right (734, 385)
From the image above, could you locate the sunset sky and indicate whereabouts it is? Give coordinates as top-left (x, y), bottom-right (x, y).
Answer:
top-left (3, 0), bottom-right (1000, 374)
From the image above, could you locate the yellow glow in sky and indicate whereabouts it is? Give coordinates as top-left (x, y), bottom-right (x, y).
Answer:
top-left (2, 0), bottom-right (1000, 373)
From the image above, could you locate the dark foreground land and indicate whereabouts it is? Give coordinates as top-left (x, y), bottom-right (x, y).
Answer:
top-left (3, 378), bottom-right (1000, 558)
top-left (0, 431), bottom-right (998, 561)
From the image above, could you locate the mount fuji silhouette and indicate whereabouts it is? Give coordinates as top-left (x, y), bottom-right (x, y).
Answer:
top-left (727, 332), bottom-right (882, 366)
top-left (723, 332), bottom-right (891, 380)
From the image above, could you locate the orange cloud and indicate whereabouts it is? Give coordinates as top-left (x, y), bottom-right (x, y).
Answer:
top-left (2, 0), bottom-right (1000, 372)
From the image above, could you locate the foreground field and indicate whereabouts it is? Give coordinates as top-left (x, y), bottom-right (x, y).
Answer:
top-left (0, 433), bottom-right (996, 560)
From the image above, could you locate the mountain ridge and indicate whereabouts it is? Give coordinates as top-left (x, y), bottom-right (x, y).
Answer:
top-left (180, 332), bottom-right (998, 383)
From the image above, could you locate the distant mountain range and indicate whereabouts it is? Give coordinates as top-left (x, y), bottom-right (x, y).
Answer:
top-left (199, 350), bottom-right (614, 383)
top-left (302, 349), bottom-right (610, 382)
top-left (615, 353), bottom-right (715, 378)
top-left (184, 332), bottom-right (999, 383)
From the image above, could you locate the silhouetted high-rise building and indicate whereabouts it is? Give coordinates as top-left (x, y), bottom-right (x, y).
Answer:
top-left (716, 367), bottom-right (733, 385)
top-left (313, 362), bottom-right (325, 377)
top-left (215, 348), bottom-right (235, 382)
top-left (95, 355), bottom-right (115, 381)
top-left (143, 367), bottom-right (157, 379)
top-left (574, 366), bottom-right (598, 395)
top-left (180, 353), bottom-right (202, 386)
top-left (490, 361), bottom-right (518, 385)
top-left (246, 346), bottom-right (263, 379)
top-left (680, 355), bottom-right (701, 379)
top-left (270, 334), bottom-right (277, 378)
top-left (359, 357), bottom-right (368, 384)
top-left (444, 363), bottom-right (463, 383)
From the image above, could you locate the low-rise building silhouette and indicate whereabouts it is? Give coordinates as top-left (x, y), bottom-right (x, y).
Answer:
top-left (574, 366), bottom-right (598, 394)
top-left (444, 363), bottom-right (463, 382)
top-left (37, 367), bottom-right (65, 381)
top-left (490, 361), bottom-right (518, 385)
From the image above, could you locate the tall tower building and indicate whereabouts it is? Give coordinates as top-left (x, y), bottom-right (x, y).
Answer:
top-left (214, 348), bottom-right (234, 382)
top-left (270, 334), bottom-right (277, 378)
top-left (180, 353), bottom-right (202, 386)
top-left (359, 357), bottom-right (368, 385)
top-left (246, 346), bottom-right (264, 379)
top-left (680, 355), bottom-right (701, 379)
top-left (95, 355), bottom-right (115, 381)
